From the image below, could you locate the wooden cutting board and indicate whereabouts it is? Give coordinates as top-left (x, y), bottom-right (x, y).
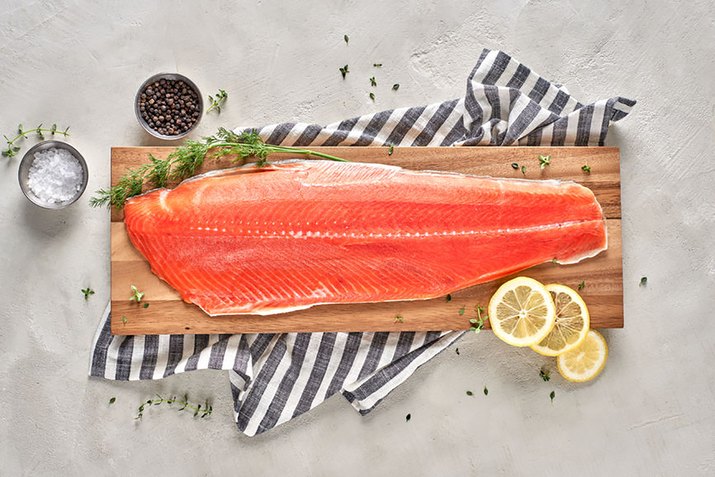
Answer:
top-left (110, 146), bottom-right (622, 335)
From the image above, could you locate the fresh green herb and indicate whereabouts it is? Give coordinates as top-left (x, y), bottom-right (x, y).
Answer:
top-left (339, 65), bottom-right (350, 79)
top-left (373, 63), bottom-right (383, 67)
top-left (466, 390), bottom-right (474, 396)
top-left (521, 165), bottom-right (527, 176)
top-left (469, 305), bottom-right (487, 333)
top-left (2, 123), bottom-right (70, 158)
top-left (392, 84), bottom-right (400, 91)
top-left (90, 129), bottom-right (347, 209)
top-left (81, 287), bottom-right (95, 301)
top-left (405, 413), bottom-right (411, 422)
top-left (550, 390), bottom-right (556, 403)
top-left (369, 76), bottom-right (377, 87)
top-left (458, 306), bottom-right (465, 316)
top-left (483, 386), bottom-right (488, 396)
top-left (446, 294), bottom-right (452, 302)
top-left (577, 280), bottom-right (585, 291)
top-left (539, 154), bottom-right (551, 169)
top-left (121, 315), bottom-right (128, 325)
top-left (143, 303), bottom-right (150, 309)
top-left (136, 394), bottom-right (212, 420)
top-left (582, 164), bottom-right (591, 173)
top-left (394, 314), bottom-right (404, 323)
top-left (206, 89), bottom-right (228, 114)
top-left (343, 34), bottom-right (349, 45)
top-left (551, 258), bottom-right (559, 264)
top-left (369, 92), bottom-right (375, 101)
top-left (540, 367), bottom-right (551, 382)
top-left (388, 145), bottom-right (394, 156)
top-left (130, 285), bottom-right (145, 303)
top-left (640, 276), bottom-right (647, 286)
top-left (455, 347), bottom-right (460, 355)
top-left (109, 397), bottom-right (116, 405)
top-left (511, 162), bottom-right (519, 170)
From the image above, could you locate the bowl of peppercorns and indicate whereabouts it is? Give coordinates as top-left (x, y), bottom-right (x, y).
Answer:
top-left (135, 73), bottom-right (203, 140)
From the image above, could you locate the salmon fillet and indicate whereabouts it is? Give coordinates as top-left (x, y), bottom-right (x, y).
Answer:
top-left (123, 160), bottom-right (607, 316)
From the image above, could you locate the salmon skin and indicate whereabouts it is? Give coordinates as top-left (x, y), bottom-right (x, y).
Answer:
top-left (123, 160), bottom-right (607, 316)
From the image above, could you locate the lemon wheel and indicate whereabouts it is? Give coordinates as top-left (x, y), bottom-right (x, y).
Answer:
top-left (557, 330), bottom-right (608, 382)
top-left (530, 284), bottom-right (590, 356)
top-left (488, 277), bottom-right (556, 347)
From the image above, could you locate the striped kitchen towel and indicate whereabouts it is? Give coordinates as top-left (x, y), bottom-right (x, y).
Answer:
top-left (89, 49), bottom-right (635, 436)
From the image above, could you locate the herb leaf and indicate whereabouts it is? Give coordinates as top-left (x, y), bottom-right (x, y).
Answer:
top-left (640, 276), bottom-right (647, 286)
top-left (394, 314), bottom-right (404, 323)
top-left (373, 63), bottom-right (383, 67)
top-left (550, 390), bottom-right (556, 403)
top-left (121, 315), bottom-right (128, 325)
top-left (511, 162), bottom-right (519, 170)
top-left (458, 306), bottom-right (465, 316)
top-left (582, 164), bottom-right (591, 173)
top-left (446, 294), bottom-right (452, 302)
top-left (339, 65), bottom-right (349, 79)
top-left (483, 386), bottom-right (488, 396)
top-left (521, 165), bottom-right (527, 176)
top-left (392, 84), bottom-right (400, 91)
top-left (369, 76), bottom-right (377, 87)
top-left (388, 145), bottom-right (394, 156)
top-left (540, 367), bottom-right (551, 382)
top-left (455, 347), bottom-right (460, 355)
top-left (109, 397), bottom-right (116, 405)
top-left (343, 34), bottom-right (349, 45)
top-left (577, 280), bottom-right (585, 291)
top-left (369, 92), bottom-right (375, 101)
top-left (466, 390), bottom-right (474, 396)
top-left (405, 413), bottom-right (411, 422)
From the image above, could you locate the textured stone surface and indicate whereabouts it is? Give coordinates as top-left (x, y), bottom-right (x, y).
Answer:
top-left (1, 0), bottom-right (713, 475)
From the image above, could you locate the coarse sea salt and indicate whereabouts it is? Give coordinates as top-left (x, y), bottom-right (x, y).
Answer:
top-left (27, 147), bottom-right (84, 204)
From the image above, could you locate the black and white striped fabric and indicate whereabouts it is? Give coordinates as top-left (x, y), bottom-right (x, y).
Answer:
top-left (90, 49), bottom-right (635, 436)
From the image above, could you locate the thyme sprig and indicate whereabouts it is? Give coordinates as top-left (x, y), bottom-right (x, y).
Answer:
top-left (2, 123), bottom-right (70, 158)
top-left (206, 89), bottom-right (228, 114)
top-left (136, 394), bottom-right (212, 420)
top-left (90, 128), bottom-right (348, 209)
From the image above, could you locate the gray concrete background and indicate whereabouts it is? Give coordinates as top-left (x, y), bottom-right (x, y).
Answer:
top-left (1, 0), bottom-right (714, 475)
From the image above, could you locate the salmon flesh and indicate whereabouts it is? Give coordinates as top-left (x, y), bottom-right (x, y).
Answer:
top-left (123, 160), bottom-right (607, 315)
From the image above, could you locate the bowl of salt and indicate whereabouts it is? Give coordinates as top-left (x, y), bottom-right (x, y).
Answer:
top-left (18, 140), bottom-right (88, 209)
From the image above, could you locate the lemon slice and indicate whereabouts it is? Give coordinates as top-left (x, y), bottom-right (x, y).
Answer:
top-left (557, 330), bottom-right (608, 382)
top-left (530, 284), bottom-right (590, 356)
top-left (488, 276), bottom-right (556, 347)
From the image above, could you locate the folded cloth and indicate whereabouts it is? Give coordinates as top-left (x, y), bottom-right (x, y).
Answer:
top-left (89, 48), bottom-right (635, 436)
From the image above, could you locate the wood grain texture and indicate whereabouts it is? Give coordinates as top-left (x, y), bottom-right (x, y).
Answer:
top-left (110, 146), bottom-right (622, 335)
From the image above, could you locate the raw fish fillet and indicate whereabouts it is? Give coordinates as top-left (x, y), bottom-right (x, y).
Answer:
top-left (123, 160), bottom-right (607, 316)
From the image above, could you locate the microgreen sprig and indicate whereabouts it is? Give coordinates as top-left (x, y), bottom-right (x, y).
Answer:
top-left (469, 305), bottom-right (487, 333)
top-left (90, 128), bottom-right (348, 209)
top-left (136, 394), bottom-right (212, 420)
top-left (81, 287), bottom-right (95, 301)
top-left (130, 285), bottom-right (145, 303)
top-left (539, 154), bottom-right (551, 169)
top-left (206, 89), bottom-right (228, 114)
top-left (2, 123), bottom-right (70, 158)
